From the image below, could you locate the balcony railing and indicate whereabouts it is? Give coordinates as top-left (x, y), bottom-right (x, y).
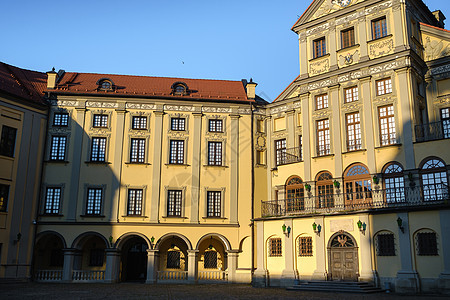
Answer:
top-left (197, 270), bottom-right (228, 281)
top-left (157, 270), bottom-right (188, 281)
top-left (35, 270), bottom-right (63, 282)
top-left (72, 270), bottom-right (105, 281)
top-left (415, 121), bottom-right (450, 142)
top-left (261, 186), bottom-right (449, 217)
top-left (276, 147), bottom-right (302, 166)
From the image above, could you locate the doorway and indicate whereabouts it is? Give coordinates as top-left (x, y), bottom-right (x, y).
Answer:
top-left (328, 232), bottom-right (359, 281)
top-left (121, 237), bottom-right (148, 281)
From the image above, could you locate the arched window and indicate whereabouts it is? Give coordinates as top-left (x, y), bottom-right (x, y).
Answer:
top-left (316, 171), bottom-right (334, 208)
top-left (286, 176), bottom-right (304, 212)
top-left (420, 158), bottom-right (448, 201)
top-left (344, 163), bottom-right (372, 207)
top-left (383, 163), bottom-right (405, 203)
top-left (415, 229), bottom-right (438, 256)
top-left (96, 78), bottom-right (114, 91)
top-left (171, 82), bottom-right (189, 96)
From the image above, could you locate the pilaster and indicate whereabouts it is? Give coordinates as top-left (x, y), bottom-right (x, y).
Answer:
top-left (301, 93), bottom-right (311, 180)
top-left (312, 216), bottom-right (327, 280)
top-left (438, 210), bottom-right (450, 294)
top-left (358, 214), bottom-right (374, 281)
top-left (329, 84), bottom-right (343, 174)
top-left (360, 76), bottom-right (376, 172)
top-left (286, 109), bottom-right (296, 148)
top-left (190, 111), bottom-right (203, 223)
top-left (281, 218), bottom-right (296, 286)
top-left (62, 248), bottom-right (77, 282)
top-left (150, 110), bottom-right (164, 222)
top-left (104, 249), bottom-right (120, 283)
top-left (226, 250), bottom-right (239, 283)
top-left (110, 105), bottom-right (126, 221)
top-left (187, 250), bottom-right (199, 284)
top-left (253, 221), bottom-right (267, 287)
top-left (229, 114), bottom-right (240, 224)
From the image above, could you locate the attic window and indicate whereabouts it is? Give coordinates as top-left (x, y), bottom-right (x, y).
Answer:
top-left (171, 82), bottom-right (189, 96)
top-left (96, 78), bottom-right (114, 91)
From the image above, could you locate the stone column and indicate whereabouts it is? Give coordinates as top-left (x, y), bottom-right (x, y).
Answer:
top-left (358, 214), bottom-right (374, 281)
top-left (312, 216), bottom-right (327, 280)
top-left (110, 105), bottom-right (126, 221)
top-left (438, 210), bottom-right (450, 293)
top-left (146, 249), bottom-right (159, 284)
top-left (253, 221), bottom-right (267, 287)
top-left (395, 212), bottom-right (419, 293)
top-left (360, 76), bottom-right (377, 172)
top-left (190, 111), bottom-right (203, 223)
top-left (187, 250), bottom-right (199, 284)
top-left (425, 77), bottom-right (436, 123)
top-left (281, 218), bottom-right (296, 286)
top-left (330, 84), bottom-right (343, 174)
top-left (68, 103), bottom-right (86, 220)
top-left (226, 250), bottom-right (239, 283)
top-left (301, 93), bottom-right (311, 180)
top-left (62, 248), bottom-right (77, 282)
top-left (229, 114), bottom-right (240, 224)
top-left (104, 249), bottom-right (120, 283)
top-left (150, 109), bottom-right (164, 222)
top-left (395, 67), bottom-right (416, 170)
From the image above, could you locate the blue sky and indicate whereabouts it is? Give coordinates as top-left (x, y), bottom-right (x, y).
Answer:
top-left (1, 0), bottom-right (449, 101)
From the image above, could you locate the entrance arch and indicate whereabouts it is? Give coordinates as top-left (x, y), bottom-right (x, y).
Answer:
top-left (327, 231), bottom-right (359, 281)
top-left (119, 235), bottom-right (149, 281)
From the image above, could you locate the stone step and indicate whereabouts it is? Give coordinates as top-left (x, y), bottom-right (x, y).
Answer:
top-left (287, 281), bottom-right (383, 294)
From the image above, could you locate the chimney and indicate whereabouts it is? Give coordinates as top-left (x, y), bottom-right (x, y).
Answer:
top-left (432, 10), bottom-right (446, 28)
top-left (245, 78), bottom-right (258, 99)
top-left (46, 67), bottom-right (57, 89)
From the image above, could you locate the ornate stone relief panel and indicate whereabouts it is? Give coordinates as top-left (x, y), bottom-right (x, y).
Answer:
top-left (368, 36), bottom-right (395, 59)
top-left (311, 0), bottom-right (365, 22)
top-left (429, 64), bottom-right (450, 76)
top-left (309, 56), bottom-right (330, 76)
top-left (338, 49), bottom-right (360, 68)
top-left (423, 35), bottom-right (450, 62)
top-left (126, 103), bottom-right (156, 110)
top-left (87, 101), bottom-right (118, 108)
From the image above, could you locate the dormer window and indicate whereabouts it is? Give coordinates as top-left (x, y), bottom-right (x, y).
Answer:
top-left (96, 78), bottom-right (114, 91)
top-left (171, 82), bottom-right (189, 96)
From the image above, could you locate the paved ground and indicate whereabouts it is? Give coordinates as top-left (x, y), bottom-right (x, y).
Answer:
top-left (0, 283), bottom-right (448, 300)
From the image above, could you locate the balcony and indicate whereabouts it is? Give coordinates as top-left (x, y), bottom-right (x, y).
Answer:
top-left (276, 147), bottom-right (302, 166)
top-left (261, 185), bottom-right (449, 217)
top-left (415, 121), bottom-right (450, 142)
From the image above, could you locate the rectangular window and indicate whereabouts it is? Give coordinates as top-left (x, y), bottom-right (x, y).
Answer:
top-left (207, 191), bottom-right (221, 217)
top-left (89, 249), bottom-right (104, 266)
top-left (50, 136), bottom-right (67, 161)
top-left (379, 105), bottom-right (397, 146)
top-left (44, 187), bottom-right (61, 215)
top-left (376, 78), bottom-right (392, 95)
top-left (167, 190), bottom-right (182, 217)
top-left (269, 238), bottom-right (282, 257)
top-left (417, 232), bottom-right (438, 256)
top-left (86, 188), bottom-right (102, 215)
top-left (93, 114), bottom-right (108, 128)
top-left (0, 126), bottom-right (17, 157)
top-left (372, 17), bottom-right (388, 39)
top-left (376, 234), bottom-right (395, 256)
top-left (209, 119), bottom-right (223, 132)
top-left (344, 86), bottom-right (358, 103)
top-left (313, 37), bottom-right (326, 58)
top-left (299, 135), bottom-right (303, 161)
top-left (441, 108), bottom-right (450, 139)
top-left (341, 27), bottom-right (355, 48)
top-left (299, 237), bottom-right (313, 256)
top-left (315, 94), bottom-right (328, 110)
top-left (346, 112), bottom-right (362, 151)
top-left (204, 251), bottom-right (218, 269)
top-left (53, 113), bottom-right (69, 126)
top-left (127, 189), bottom-right (143, 216)
top-left (0, 184), bottom-right (10, 212)
top-left (169, 140), bottom-right (184, 164)
top-left (130, 138), bottom-right (145, 163)
top-left (90, 137), bottom-right (106, 162)
top-left (275, 139), bottom-right (286, 166)
top-left (132, 116), bottom-right (147, 130)
top-left (208, 141), bottom-right (222, 166)
top-left (317, 119), bottom-right (330, 156)
top-left (171, 118), bottom-right (185, 131)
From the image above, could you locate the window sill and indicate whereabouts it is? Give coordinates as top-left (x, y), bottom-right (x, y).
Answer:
top-left (45, 160), bottom-right (69, 164)
top-left (162, 216), bottom-right (188, 219)
top-left (309, 53), bottom-right (330, 62)
top-left (202, 217), bottom-right (227, 220)
top-left (165, 163), bottom-right (190, 167)
top-left (337, 44), bottom-right (360, 53)
top-left (367, 34), bottom-right (393, 43)
top-left (39, 214), bottom-right (64, 217)
top-left (85, 161), bottom-right (111, 164)
top-left (203, 165), bottom-right (229, 168)
top-left (80, 215), bottom-right (106, 218)
top-left (125, 162), bottom-right (151, 165)
top-left (342, 148), bottom-right (366, 154)
top-left (312, 153), bottom-right (334, 159)
top-left (122, 215), bottom-right (148, 218)
top-left (375, 143), bottom-right (402, 149)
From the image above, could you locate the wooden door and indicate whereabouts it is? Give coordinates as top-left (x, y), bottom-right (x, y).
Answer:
top-left (330, 248), bottom-right (358, 281)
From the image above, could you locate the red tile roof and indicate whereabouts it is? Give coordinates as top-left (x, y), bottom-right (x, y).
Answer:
top-left (420, 22), bottom-right (450, 33)
top-left (0, 62), bottom-right (47, 105)
top-left (51, 72), bottom-right (252, 102)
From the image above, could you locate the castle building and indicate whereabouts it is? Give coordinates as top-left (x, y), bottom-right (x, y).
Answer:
top-left (253, 0), bottom-right (450, 294)
top-left (0, 0), bottom-right (449, 294)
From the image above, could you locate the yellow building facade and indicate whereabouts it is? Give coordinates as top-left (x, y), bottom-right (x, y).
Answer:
top-left (34, 72), bottom-right (260, 284)
top-left (253, 0), bottom-right (450, 294)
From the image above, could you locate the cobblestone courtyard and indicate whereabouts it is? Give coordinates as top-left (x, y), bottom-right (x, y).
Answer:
top-left (0, 283), bottom-right (448, 300)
